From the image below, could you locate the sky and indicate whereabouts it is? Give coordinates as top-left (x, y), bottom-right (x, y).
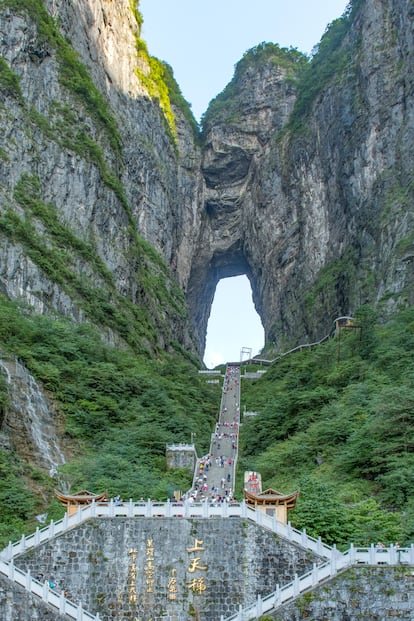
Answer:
top-left (139, 0), bottom-right (349, 366)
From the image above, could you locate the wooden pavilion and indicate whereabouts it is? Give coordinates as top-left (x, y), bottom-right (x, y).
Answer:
top-left (244, 471), bottom-right (299, 524)
top-left (55, 489), bottom-right (107, 516)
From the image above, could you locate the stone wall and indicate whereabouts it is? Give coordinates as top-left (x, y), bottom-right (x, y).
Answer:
top-left (272, 566), bottom-right (414, 620)
top-left (14, 517), bottom-right (318, 621)
top-left (166, 446), bottom-right (197, 473)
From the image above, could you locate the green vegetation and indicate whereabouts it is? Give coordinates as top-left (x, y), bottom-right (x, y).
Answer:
top-left (0, 172), bottom-right (188, 353)
top-left (304, 247), bottom-right (358, 316)
top-left (133, 13), bottom-right (198, 141)
top-left (201, 1), bottom-right (363, 135)
top-left (289, 17), bottom-right (353, 128)
top-left (201, 43), bottom-right (306, 132)
top-left (0, 0), bottom-right (122, 157)
top-left (0, 56), bottom-right (24, 102)
top-left (240, 305), bottom-right (414, 546)
top-left (0, 295), bottom-right (219, 546)
top-left (162, 62), bottom-right (200, 141)
top-left (0, 449), bottom-right (41, 547)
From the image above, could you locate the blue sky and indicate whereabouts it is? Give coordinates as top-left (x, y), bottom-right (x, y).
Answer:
top-left (139, 0), bottom-right (349, 366)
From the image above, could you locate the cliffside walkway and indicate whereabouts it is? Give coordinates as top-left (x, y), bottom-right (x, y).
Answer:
top-left (246, 316), bottom-right (355, 366)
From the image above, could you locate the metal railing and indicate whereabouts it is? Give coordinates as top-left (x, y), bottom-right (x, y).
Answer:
top-left (246, 316), bottom-right (355, 366)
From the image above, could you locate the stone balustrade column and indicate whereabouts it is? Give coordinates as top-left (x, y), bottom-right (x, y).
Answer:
top-left (301, 528), bottom-right (308, 547)
top-left (293, 573), bottom-right (300, 596)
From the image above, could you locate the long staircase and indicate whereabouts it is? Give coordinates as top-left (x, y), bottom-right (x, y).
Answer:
top-left (188, 364), bottom-right (240, 505)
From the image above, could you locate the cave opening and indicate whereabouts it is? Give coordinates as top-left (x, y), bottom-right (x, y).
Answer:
top-left (203, 275), bottom-right (264, 368)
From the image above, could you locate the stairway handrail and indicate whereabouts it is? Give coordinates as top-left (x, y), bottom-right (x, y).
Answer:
top-left (222, 542), bottom-right (414, 620)
top-left (0, 501), bottom-right (334, 561)
top-left (0, 558), bottom-right (100, 620)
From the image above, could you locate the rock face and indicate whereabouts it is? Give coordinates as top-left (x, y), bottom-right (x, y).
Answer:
top-left (0, 357), bottom-right (67, 474)
top-left (189, 0), bottom-right (414, 351)
top-left (1, 0), bottom-right (414, 358)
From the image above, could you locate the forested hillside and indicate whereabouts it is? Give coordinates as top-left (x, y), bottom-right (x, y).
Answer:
top-left (0, 296), bottom-right (218, 547)
top-left (240, 306), bottom-right (414, 546)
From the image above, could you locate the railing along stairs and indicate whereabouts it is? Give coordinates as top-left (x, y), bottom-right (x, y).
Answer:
top-left (0, 556), bottom-right (100, 620)
top-left (221, 543), bottom-right (414, 621)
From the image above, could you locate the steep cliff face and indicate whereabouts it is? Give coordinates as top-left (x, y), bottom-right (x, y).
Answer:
top-left (0, 0), bottom-right (203, 355)
top-left (191, 0), bottom-right (414, 350)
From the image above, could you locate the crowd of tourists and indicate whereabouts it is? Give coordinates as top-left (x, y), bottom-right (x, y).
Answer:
top-left (185, 364), bottom-right (241, 505)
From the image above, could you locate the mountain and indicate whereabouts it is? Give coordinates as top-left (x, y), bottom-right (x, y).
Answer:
top-left (0, 0), bottom-right (414, 541)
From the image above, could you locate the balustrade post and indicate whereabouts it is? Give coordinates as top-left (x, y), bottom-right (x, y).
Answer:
top-left (42, 581), bottom-right (49, 603)
top-left (301, 528), bottom-right (308, 547)
top-left (59, 591), bottom-right (66, 613)
top-left (166, 499), bottom-right (171, 518)
top-left (293, 573), bottom-right (300, 596)
top-left (312, 563), bottom-right (318, 586)
top-left (63, 512), bottom-right (69, 530)
top-left (287, 521), bottom-right (292, 540)
top-left (256, 594), bottom-right (263, 616)
top-left (25, 569), bottom-right (32, 591)
top-left (49, 520), bottom-right (55, 538)
top-left (369, 543), bottom-right (376, 565)
top-left (90, 499), bottom-right (96, 518)
top-left (9, 559), bottom-right (14, 580)
top-left (7, 541), bottom-right (13, 560)
top-left (409, 544), bottom-right (414, 565)
top-left (109, 499), bottom-right (115, 517)
top-left (95, 613), bottom-right (101, 620)
top-left (203, 498), bottom-right (208, 518)
top-left (76, 505), bottom-right (82, 524)
top-left (223, 500), bottom-right (228, 518)
top-left (349, 543), bottom-right (355, 563)
top-left (330, 546), bottom-right (337, 575)
top-left (317, 536), bottom-right (323, 555)
top-left (146, 499), bottom-right (152, 518)
top-left (241, 500), bottom-right (247, 518)
top-left (274, 583), bottom-right (281, 606)
top-left (20, 534), bottom-right (26, 553)
top-left (237, 603), bottom-right (243, 620)
top-left (34, 527), bottom-right (40, 546)
top-left (128, 498), bottom-right (134, 517)
top-left (389, 544), bottom-right (397, 565)
top-left (76, 601), bottom-right (83, 621)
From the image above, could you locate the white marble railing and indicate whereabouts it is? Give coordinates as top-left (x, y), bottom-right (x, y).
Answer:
top-left (2, 499), bottom-right (412, 621)
top-left (222, 543), bottom-right (414, 620)
top-left (0, 558), bottom-right (100, 620)
top-left (0, 500), bottom-right (335, 562)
